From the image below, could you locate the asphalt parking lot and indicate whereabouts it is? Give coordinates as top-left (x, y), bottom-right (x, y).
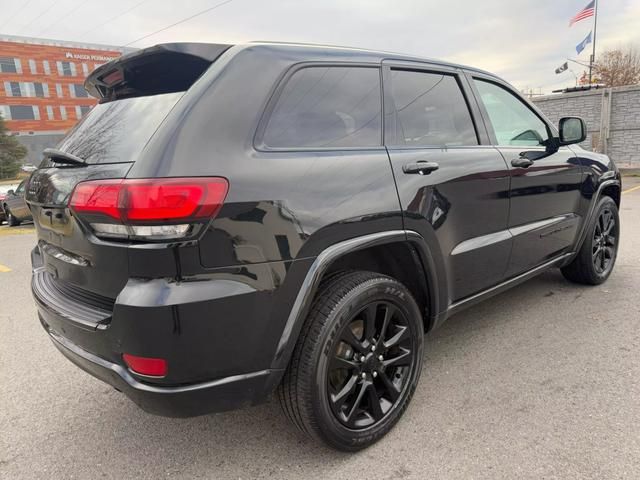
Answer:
top-left (1, 177), bottom-right (639, 480)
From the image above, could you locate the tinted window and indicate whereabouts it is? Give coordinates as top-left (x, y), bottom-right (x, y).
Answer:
top-left (474, 79), bottom-right (549, 146)
top-left (390, 70), bottom-right (477, 146)
top-left (262, 66), bottom-right (382, 148)
top-left (55, 92), bottom-right (183, 164)
top-left (9, 105), bottom-right (35, 120)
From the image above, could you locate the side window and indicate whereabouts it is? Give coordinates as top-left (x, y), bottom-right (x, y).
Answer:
top-left (262, 66), bottom-right (382, 149)
top-left (15, 180), bottom-right (27, 194)
top-left (389, 69), bottom-right (478, 147)
top-left (473, 79), bottom-right (549, 147)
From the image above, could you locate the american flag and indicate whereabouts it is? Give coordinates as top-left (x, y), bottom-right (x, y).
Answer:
top-left (569, 0), bottom-right (595, 26)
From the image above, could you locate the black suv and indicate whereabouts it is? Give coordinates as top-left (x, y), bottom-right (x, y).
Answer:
top-left (26, 42), bottom-right (621, 451)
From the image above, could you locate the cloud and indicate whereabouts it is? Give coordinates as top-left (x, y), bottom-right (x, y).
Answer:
top-left (4, 0), bottom-right (639, 92)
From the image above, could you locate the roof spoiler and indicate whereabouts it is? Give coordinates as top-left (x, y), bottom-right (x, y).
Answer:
top-left (85, 43), bottom-right (233, 102)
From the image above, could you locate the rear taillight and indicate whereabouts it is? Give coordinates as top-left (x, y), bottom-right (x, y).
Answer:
top-left (69, 177), bottom-right (228, 241)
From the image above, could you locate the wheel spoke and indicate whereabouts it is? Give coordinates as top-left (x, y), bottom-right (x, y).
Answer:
top-left (345, 382), bottom-right (368, 423)
top-left (330, 374), bottom-right (358, 409)
top-left (330, 354), bottom-right (358, 371)
top-left (378, 371), bottom-right (400, 402)
top-left (383, 347), bottom-right (412, 368)
top-left (377, 304), bottom-right (394, 347)
top-left (366, 383), bottom-right (384, 420)
top-left (592, 246), bottom-right (601, 259)
top-left (363, 304), bottom-right (378, 342)
top-left (384, 325), bottom-right (409, 349)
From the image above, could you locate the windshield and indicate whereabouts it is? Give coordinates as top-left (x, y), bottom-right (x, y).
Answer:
top-left (54, 92), bottom-right (183, 164)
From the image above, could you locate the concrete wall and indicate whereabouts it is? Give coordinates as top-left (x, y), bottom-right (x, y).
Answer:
top-left (14, 133), bottom-right (64, 164)
top-left (532, 85), bottom-right (640, 168)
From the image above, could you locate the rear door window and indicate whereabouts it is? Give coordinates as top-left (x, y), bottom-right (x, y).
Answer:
top-left (261, 66), bottom-right (382, 149)
top-left (388, 69), bottom-right (478, 147)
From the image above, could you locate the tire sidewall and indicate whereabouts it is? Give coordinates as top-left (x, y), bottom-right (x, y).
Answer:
top-left (310, 277), bottom-right (424, 450)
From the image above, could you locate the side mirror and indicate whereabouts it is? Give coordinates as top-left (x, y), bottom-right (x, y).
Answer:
top-left (559, 117), bottom-right (586, 145)
top-left (7, 189), bottom-right (14, 195)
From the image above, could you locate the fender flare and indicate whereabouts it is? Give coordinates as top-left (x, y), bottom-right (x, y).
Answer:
top-left (269, 230), bottom-right (442, 371)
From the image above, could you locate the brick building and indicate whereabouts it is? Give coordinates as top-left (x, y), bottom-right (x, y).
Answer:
top-left (0, 34), bottom-right (131, 164)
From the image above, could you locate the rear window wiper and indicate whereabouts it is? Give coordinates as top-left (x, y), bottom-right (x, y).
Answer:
top-left (43, 148), bottom-right (86, 166)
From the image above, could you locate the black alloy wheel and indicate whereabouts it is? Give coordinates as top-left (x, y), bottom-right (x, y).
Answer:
top-left (328, 301), bottom-right (414, 429)
top-left (592, 207), bottom-right (617, 276)
top-left (279, 271), bottom-right (424, 451)
top-left (561, 196), bottom-right (619, 285)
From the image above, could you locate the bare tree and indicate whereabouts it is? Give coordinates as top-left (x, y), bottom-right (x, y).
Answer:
top-left (595, 45), bottom-right (640, 87)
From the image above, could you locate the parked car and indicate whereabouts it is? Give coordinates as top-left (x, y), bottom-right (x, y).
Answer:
top-left (0, 183), bottom-right (19, 223)
top-left (21, 164), bottom-right (37, 173)
top-left (2, 179), bottom-right (32, 226)
top-left (26, 42), bottom-right (621, 451)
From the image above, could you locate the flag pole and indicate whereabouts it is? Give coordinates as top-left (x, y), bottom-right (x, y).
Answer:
top-left (589, 0), bottom-right (599, 84)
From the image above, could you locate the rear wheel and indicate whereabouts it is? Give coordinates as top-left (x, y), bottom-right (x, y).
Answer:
top-left (561, 196), bottom-right (619, 285)
top-left (4, 206), bottom-right (20, 227)
top-left (278, 271), bottom-right (424, 451)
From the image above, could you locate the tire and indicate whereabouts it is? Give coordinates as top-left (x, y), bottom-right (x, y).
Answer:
top-left (4, 206), bottom-right (20, 227)
top-left (278, 270), bottom-right (424, 451)
top-left (561, 196), bottom-right (620, 285)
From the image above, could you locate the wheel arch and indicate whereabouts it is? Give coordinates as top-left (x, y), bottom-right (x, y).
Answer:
top-left (270, 230), bottom-right (442, 372)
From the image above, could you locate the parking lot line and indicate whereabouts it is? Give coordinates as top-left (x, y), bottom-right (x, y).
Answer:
top-left (0, 263), bottom-right (11, 272)
top-left (622, 184), bottom-right (640, 195)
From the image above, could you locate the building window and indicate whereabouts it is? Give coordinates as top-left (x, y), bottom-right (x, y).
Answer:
top-left (34, 82), bottom-right (46, 97)
top-left (75, 105), bottom-right (91, 119)
top-left (0, 57), bottom-right (21, 73)
top-left (82, 63), bottom-right (89, 76)
top-left (0, 105), bottom-right (11, 120)
top-left (8, 105), bottom-right (38, 120)
top-left (29, 59), bottom-right (37, 74)
top-left (56, 83), bottom-right (63, 98)
top-left (59, 106), bottom-right (67, 120)
top-left (43, 60), bottom-right (51, 75)
top-left (46, 105), bottom-right (54, 120)
top-left (56, 61), bottom-right (76, 76)
top-left (4, 81), bottom-right (21, 96)
top-left (69, 83), bottom-right (88, 98)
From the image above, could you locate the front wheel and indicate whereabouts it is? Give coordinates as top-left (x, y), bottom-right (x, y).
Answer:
top-left (561, 196), bottom-right (620, 285)
top-left (278, 271), bottom-right (424, 451)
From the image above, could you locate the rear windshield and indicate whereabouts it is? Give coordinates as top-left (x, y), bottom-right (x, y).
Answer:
top-left (54, 92), bottom-right (183, 164)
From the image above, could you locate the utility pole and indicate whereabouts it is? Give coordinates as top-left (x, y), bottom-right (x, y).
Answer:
top-left (589, 0), bottom-right (599, 84)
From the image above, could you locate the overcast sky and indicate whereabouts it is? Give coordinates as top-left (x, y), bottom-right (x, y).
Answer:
top-left (1, 0), bottom-right (639, 92)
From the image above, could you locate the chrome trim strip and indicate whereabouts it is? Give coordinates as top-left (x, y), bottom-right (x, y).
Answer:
top-left (451, 230), bottom-right (511, 256)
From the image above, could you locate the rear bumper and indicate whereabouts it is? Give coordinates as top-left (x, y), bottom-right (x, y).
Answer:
top-left (41, 316), bottom-right (282, 417)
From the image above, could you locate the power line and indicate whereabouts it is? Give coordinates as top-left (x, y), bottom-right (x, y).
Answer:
top-left (18, 0), bottom-right (59, 34)
top-left (0, 0), bottom-right (35, 29)
top-left (33, 0), bottom-right (90, 37)
top-left (77, 0), bottom-right (151, 40)
top-left (124, 0), bottom-right (237, 47)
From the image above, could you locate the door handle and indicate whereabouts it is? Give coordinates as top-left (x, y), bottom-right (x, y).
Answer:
top-left (402, 161), bottom-right (439, 175)
top-left (511, 158), bottom-right (533, 168)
